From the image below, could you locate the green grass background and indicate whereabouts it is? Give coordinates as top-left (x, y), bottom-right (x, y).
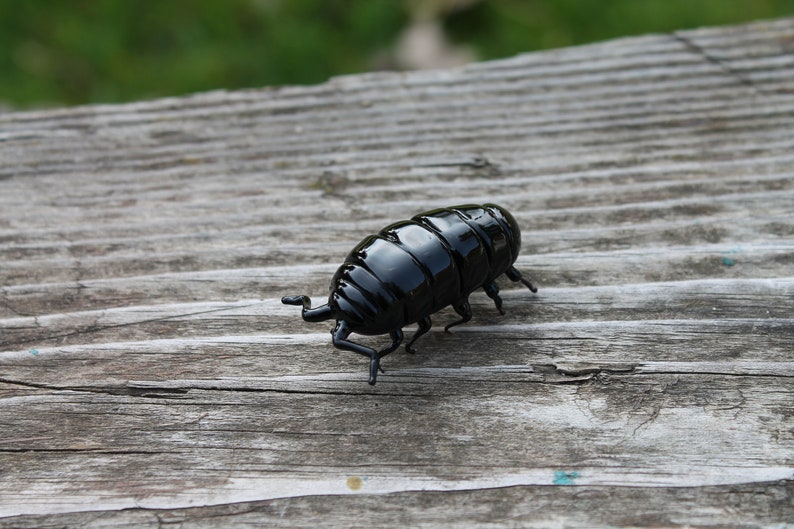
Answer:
top-left (1, 0), bottom-right (792, 108)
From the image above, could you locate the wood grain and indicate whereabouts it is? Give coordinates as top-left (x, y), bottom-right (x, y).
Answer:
top-left (1, 17), bottom-right (793, 527)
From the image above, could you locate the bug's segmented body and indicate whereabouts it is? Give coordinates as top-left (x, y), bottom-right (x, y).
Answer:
top-left (282, 204), bottom-right (537, 384)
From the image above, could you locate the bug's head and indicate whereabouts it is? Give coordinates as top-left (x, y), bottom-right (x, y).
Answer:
top-left (485, 203), bottom-right (522, 261)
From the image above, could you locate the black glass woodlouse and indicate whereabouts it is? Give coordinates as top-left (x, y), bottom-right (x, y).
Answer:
top-left (282, 203), bottom-right (537, 384)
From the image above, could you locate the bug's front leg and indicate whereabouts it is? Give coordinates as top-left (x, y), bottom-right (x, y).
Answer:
top-left (332, 322), bottom-right (403, 385)
top-left (332, 321), bottom-right (380, 383)
top-left (371, 330), bottom-right (405, 383)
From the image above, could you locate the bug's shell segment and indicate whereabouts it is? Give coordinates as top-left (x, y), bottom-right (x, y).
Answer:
top-left (485, 203), bottom-right (522, 263)
top-left (383, 221), bottom-right (461, 310)
top-left (412, 208), bottom-right (489, 292)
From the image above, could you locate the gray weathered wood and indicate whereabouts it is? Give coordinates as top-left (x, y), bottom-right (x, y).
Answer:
top-left (1, 17), bottom-right (793, 528)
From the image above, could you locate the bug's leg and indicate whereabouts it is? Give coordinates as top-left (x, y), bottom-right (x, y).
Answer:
top-left (406, 316), bottom-right (431, 354)
top-left (505, 266), bottom-right (538, 293)
top-left (444, 298), bottom-right (472, 333)
top-left (483, 282), bottom-right (505, 315)
top-left (367, 329), bottom-right (403, 384)
top-left (379, 329), bottom-right (404, 358)
top-left (331, 321), bottom-right (383, 384)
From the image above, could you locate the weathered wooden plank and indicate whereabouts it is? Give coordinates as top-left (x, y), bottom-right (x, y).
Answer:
top-left (1, 17), bottom-right (793, 528)
top-left (0, 375), bottom-right (791, 490)
top-left (1, 482), bottom-right (791, 529)
top-left (3, 278), bottom-right (793, 352)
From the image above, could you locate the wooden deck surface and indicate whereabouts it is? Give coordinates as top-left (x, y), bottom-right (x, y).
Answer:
top-left (1, 17), bottom-right (793, 528)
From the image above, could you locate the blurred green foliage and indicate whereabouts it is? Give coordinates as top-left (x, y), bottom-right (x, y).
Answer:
top-left (0, 0), bottom-right (792, 108)
top-left (444, 0), bottom-right (794, 57)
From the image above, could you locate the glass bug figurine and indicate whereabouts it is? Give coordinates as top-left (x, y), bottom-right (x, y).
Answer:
top-left (282, 204), bottom-right (537, 384)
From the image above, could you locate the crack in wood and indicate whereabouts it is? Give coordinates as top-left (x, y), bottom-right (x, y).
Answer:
top-left (0, 448), bottom-right (167, 454)
top-left (672, 33), bottom-right (763, 95)
top-left (0, 377), bottom-right (189, 398)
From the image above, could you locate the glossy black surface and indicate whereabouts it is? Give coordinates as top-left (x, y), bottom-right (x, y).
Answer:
top-left (281, 203), bottom-right (537, 384)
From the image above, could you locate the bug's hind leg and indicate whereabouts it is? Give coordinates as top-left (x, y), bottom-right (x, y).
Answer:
top-left (444, 298), bottom-right (472, 333)
top-left (505, 266), bottom-right (538, 293)
top-left (331, 321), bottom-right (403, 385)
top-left (406, 316), bottom-right (431, 354)
top-left (483, 282), bottom-right (505, 315)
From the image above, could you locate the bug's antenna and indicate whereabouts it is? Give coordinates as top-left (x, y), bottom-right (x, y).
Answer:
top-left (282, 295), bottom-right (334, 322)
